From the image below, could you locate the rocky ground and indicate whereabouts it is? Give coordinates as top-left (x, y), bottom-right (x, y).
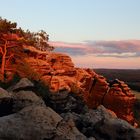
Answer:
top-left (0, 78), bottom-right (140, 140)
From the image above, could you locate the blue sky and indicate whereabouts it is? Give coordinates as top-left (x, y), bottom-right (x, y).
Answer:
top-left (0, 0), bottom-right (140, 68)
top-left (1, 0), bottom-right (140, 42)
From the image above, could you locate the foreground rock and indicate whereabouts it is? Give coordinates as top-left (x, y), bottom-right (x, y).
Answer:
top-left (0, 86), bottom-right (90, 140)
top-left (0, 105), bottom-right (62, 140)
top-left (12, 90), bottom-right (45, 112)
top-left (61, 105), bottom-right (140, 140)
top-left (0, 84), bottom-right (140, 140)
top-left (54, 118), bottom-right (88, 140)
top-left (0, 99), bottom-right (89, 140)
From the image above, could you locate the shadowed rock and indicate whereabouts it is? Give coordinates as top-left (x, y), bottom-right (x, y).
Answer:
top-left (8, 78), bottom-right (34, 92)
top-left (54, 118), bottom-right (87, 140)
top-left (12, 90), bottom-right (45, 112)
top-left (0, 88), bottom-right (13, 117)
top-left (61, 105), bottom-right (140, 140)
top-left (0, 105), bottom-right (62, 140)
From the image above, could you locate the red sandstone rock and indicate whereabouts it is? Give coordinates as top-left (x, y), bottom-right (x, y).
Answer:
top-left (103, 79), bottom-right (136, 124)
top-left (46, 53), bottom-right (76, 76)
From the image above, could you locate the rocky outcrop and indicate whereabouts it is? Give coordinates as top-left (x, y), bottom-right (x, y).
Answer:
top-left (0, 79), bottom-right (140, 140)
top-left (85, 77), bottom-right (136, 125)
top-left (103, 79), bottom-right (136, 125)
top-left (0, 105), bottom-right (62, 140)
top-left (61, 105), bottom-right (140, 140)
top-left (0, 39), bottom-right (137, 126)
top-left (0, 84), bottom-right (89, 140)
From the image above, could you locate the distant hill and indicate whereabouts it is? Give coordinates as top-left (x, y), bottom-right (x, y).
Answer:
top-left (94, 69), bottom-right (140, 92)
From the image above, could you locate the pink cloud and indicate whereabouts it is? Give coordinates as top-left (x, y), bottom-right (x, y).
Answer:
top-left (49, 40), bottom-right (140, 57)
top-left (49, 41), bottom-right (87, 49)
top-left (49, 40), bottom-right (140, 68)
top-left (72, 54), bottom-right (140, 69)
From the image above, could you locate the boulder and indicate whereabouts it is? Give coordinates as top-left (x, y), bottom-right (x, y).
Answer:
top-left (8, 78), bottom-right (34, 92)
top-left (54, 118), bottom-right (87, 140)
top-left (61, 105), bottom-right (140, 140)
top-left (12, 90), bottom-right (45, 112)
top-left (0, 88), bottom-right (11, 99)
top-left (93, 118), bottom-right (140, 140)
top-left (0, 103), bottom-right (90, 140)
top-left (0, 105), bottom-right (62, 140)
top-left (48, 92), bottom-right (88, 114)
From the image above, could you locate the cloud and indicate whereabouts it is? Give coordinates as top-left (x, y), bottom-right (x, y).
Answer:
top-left (71, 54), bottom-right (140, 69)
top-left (49, 41), bottom-right (87, 49)
top-left (49, 40), bottom-right (140, 57)
top-left (48, 40), bottom-right (140, 68)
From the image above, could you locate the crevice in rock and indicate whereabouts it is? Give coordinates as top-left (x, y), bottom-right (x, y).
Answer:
top-left (44, 92), bottom-right (87, 115)
top-left (12, 86), bottom-right (35, 93)
top-left (0, 99), bottom-right (14, 117)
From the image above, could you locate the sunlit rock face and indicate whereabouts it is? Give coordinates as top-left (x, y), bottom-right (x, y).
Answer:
top-left (0, 36), bottom-right (136, 126)
top-left (103, 79), bottom-right (136, 125)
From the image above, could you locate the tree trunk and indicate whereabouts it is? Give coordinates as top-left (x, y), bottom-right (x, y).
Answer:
top-left (1, 41), bottom-right (7, 81)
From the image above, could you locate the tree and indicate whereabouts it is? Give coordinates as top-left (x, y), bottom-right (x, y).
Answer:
top-left (0, 33), bottom-right (23, 81)
top-left (0, 18), bottom-right (25, 81)
top-left (0, 17), bottom-right (54, 51)
top-left (0, 17), bottom-right (54, 81)
top-left (23, 30), bottom-right (54, 51)
top-left (0, 17), bottom-right (17, 33)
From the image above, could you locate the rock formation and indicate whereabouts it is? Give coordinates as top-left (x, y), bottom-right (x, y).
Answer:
top-left (0, 79), bottom-right (139, 140)
top-left (61, 105), bottom-right (140, 140)
top-left (0, 30), bottom-right (137, 127)
top-left (23, 47), bottom-right (137, 125)
top-left (0, 34), bottom-right (137, 126)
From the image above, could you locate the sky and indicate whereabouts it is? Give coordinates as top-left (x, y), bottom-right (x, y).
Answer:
top-left (0, 0), bottom-right (140, 69)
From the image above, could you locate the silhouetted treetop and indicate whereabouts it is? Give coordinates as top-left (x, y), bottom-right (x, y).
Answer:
top-left (0, 17), bottom-right (54, 81)
top-left (0, 17), bottom-right (54, 51)
top-left (0, 17), bottom-right (17, 33)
